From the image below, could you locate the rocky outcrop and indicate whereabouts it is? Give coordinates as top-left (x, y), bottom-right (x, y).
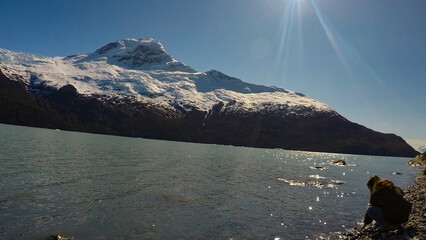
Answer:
top-left (408, 152), bottom-right (426, 176)
top-left (407, 152), bottom-right (426, 167)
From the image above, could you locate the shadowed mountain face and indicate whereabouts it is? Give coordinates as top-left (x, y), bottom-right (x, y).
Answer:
top-left (0, 38), bottom-right (419, 157)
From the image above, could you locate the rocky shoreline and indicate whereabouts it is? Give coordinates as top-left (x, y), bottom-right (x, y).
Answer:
top-left (327, 153), bottom-right (426, 240)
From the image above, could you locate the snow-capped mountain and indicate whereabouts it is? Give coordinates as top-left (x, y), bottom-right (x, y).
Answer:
top-left (0, 38), bottom-right (419, 157)
top-left (0, 38), bottom-right (333, 115)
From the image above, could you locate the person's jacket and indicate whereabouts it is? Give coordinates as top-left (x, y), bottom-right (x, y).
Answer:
top-left (364, 179), bottom-right (412, 224)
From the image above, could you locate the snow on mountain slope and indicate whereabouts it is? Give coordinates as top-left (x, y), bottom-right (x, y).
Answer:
top-left (0, 38), bottom-right (334, 114)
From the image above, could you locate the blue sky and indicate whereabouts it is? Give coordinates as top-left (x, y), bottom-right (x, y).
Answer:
top-left (1, 0), bottom-right (425, 150)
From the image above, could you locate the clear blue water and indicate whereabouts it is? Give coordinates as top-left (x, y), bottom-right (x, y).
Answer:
top-left (0, 124), bottom-right (419, 239)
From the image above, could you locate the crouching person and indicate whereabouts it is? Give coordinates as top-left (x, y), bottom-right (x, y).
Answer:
top-left (358, 175), bottom-right (412, 232)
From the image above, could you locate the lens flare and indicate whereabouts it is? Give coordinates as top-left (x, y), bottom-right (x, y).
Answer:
top-left (274, 0), bottom-right (395, 113)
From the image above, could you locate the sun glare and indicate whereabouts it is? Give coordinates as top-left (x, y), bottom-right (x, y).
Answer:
top-left (275, 0), bottom-right (304, 81)
top-left (274, 0), bottom-right (392, 109)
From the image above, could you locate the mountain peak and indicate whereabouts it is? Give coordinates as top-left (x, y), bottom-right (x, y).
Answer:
top-left (94, 38), bottom-right (168, 58)
top-left (87, 38), bottom-right (194, 72)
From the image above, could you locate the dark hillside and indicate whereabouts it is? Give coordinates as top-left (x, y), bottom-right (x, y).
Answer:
top-left (0, 70), bottom-right (419, 157)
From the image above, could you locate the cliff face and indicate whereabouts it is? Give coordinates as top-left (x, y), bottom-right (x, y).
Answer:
top-left (0, 71), bottom-right (418, 157)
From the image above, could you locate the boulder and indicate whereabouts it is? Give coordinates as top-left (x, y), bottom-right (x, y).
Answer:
top-left (330, 159), bottom-right (346, 166)
top-left (45, 234), bottom-right (73, 240)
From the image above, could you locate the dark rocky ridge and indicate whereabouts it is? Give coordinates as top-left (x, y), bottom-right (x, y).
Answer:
top-left (0, 70), bottom-right (419, 157)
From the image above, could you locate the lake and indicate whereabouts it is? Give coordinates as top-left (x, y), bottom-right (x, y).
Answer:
top-left (0, 124), bottom-right (419, 239)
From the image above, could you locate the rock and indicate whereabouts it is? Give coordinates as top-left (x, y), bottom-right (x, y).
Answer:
top-left (57, 84), bottom-right (77, 96)
top-left (407, 152), bottom-right (426, 166)
top-left (45, 235), bottom-right (73, 240)
top-left (331, 159), bottom-right (346, 165)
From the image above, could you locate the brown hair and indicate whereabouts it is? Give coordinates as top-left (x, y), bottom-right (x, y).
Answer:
top-left (375, 179), bottom-right (395, 190)
top-left (367, 175), bottom-right (380, 190)
top-left (367, 175), bottom-right (395, 192)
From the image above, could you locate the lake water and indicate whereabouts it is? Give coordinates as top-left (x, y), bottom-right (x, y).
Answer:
top-left (0, 124), bottom-right (419, 240)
